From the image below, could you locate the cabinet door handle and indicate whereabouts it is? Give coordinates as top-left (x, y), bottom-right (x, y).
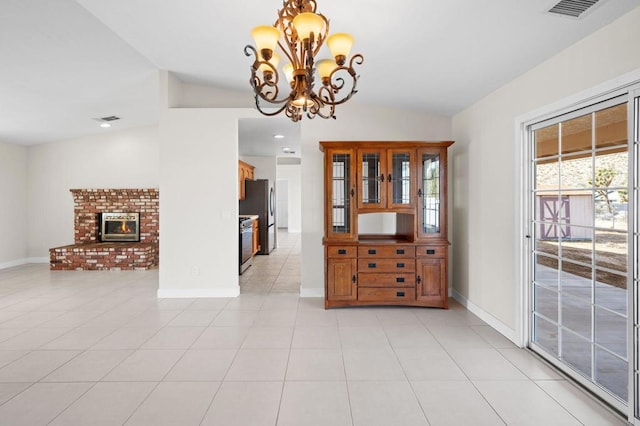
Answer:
top-left (396, 263), bottom-right (405, 268)
top-left (426, 249), bottom-right (436, 255)
top-left (352, 275), bottom-right (356, 283)
top-left (338, 249), bottom-right (347, 255)
top-left (388, 174), bottom-right (392, 182)
top-left (396, 249), bottom-right (405, 255)
top-left (396, 291), bottom-right (405, 297)
top-left (418, 189), bottom-right (423, 197)
top-left (417, 276), bottom-right (422, 284)
top-left (379, 174), bottom-right (385, 182)
top-left (368, 249), bottom-right (377, 255)
top-left (350, 188), bottom-right (355, 197)
top-left (368, 263), bottom-right (377, 268)
top-left (396, 277), bottom-right (405, 283)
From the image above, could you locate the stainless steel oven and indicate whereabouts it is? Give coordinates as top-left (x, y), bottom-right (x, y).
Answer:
top-left (239, 217), bottom-right (253, 274)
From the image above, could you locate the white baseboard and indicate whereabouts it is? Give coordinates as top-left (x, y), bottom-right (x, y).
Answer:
top-left (0, 258), bottom-right (27, 270)
top-left (452, 289), bottom-right (522, 347)
top-left (28, 257), bottom-right (50, 264)
top-left (157, 287), bottom-right (240, 298)
top-left (300, 287), bottom-right (324, 298)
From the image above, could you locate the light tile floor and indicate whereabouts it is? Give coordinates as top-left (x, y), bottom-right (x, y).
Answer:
top-left (0, 230), bottom-right (627, 425)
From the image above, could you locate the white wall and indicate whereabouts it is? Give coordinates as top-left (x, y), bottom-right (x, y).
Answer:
top-left (240, 156), bottom-right (277, 182)
top-left (27, 126), bottom-right (160, 259)
top-left (277, 164), bottom-right (302, 232)
top-left (299, 102), bottom-right (452, 296)
top-left (451, 5), bottom-right (640, 342)
top-left (0, 142), bottom-right (28, 268)
top-left (158, 108), bottom-right (261, 297)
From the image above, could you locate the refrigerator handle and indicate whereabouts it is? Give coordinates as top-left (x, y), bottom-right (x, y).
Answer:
top-left (269, 187), bottom-right (275, 216)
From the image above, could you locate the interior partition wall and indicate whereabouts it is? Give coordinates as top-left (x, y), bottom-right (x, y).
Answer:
top-left (524, 83), bottom-right (640, 420)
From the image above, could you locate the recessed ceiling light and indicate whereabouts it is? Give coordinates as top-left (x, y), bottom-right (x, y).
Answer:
top-left (100, 122), bottom-right (111, 128)
top-left (274, 134), bottom-right (285, 139)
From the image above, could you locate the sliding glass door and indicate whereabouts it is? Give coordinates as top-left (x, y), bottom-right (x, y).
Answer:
top-left (529, 96), bottom-right (631, 409)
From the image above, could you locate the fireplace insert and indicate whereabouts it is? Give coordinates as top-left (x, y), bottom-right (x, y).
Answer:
top-left (99, 212), bottom-right (140, 242)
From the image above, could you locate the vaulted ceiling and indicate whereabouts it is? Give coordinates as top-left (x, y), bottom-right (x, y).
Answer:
top-left (1, 0), bottom-right (638, 146)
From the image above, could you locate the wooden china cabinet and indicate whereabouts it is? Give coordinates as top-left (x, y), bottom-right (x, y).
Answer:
top-left (320, 141), bottom-right (454, 309)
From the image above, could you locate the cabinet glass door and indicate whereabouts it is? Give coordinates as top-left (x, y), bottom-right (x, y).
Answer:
top-left (327, 150), bottom-right (355, 239)
top-left (388, 150), bottom-right (414, 208)
top-left (418, 149), bottom-right (445, 238)
top-left (358, 150), bottom-right (385, 209)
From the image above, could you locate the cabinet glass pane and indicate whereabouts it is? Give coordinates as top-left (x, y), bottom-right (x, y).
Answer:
top-left (422, 153), bottom-right (440, 233)
top-left (332, 153), bottom-right (351, 233)
top-left (361, 153), bottom-right (381, 204)
top-left (391, 152), bottom-right (411, 204)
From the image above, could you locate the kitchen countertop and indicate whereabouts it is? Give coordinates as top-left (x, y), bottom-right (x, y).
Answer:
top-left (240, 214), bottom-right (259, 221)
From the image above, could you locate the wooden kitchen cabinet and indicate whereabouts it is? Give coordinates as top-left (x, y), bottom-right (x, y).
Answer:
top-left (320, 141), bottom-right (453, 309)
top-left (357, 147), bottom-right (415, 211)
top-left (326, 247), bottom-right (357, 301)
top-left (238, 160), bottom-right (255, 200)
top-left (252, 218), bottom-right (260, 255)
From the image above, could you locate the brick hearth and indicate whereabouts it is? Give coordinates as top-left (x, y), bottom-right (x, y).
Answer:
top-left (49, 188), bottom-right (159, 270)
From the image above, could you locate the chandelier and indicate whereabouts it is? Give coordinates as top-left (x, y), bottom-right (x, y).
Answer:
top-left (244, 0), bottom-right (363, 122)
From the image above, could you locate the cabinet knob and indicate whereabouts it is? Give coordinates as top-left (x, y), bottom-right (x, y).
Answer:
top-left (350, 188), bottom-right (355, 197)
top-left (418, 189), bottom-right (423, 197)
top-left (379, 174), bottom-right (385, 182)
top-left (388, 174), bottom-right (392, 182)
top-left (352, 275), bottom-right (356, 283)
top-left (417, 276), bottom-right (422, 284)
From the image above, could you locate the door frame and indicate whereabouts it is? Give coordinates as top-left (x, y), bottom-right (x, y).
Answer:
top-left (515, 69), bottom-right (640, 421)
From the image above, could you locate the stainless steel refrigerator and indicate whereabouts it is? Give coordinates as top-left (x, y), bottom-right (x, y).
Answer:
top-left (239, 179), bottom-right (276, 254)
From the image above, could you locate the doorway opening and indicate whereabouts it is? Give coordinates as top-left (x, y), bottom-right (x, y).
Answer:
top-left (238, 117), bottom-right (302, 294)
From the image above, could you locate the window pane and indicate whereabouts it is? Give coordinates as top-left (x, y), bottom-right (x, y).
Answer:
top-left (331, 153), bottom-right (350, 233)
top-left (535, 124), bottom-right (559, 160)
top-left (361, 153), bottom-right (380, 204)
top-left (535, 159), bottom-right (559, 190)
top-left (561, 113), bottom-right (592, 156)
top-left (595, 347), bottom-right (628, 401)
top-left (595, 307), bottom-right (626, 358)
top-left (562, 329), bottom-right (592, 377)
top-left (533, 314), bottom-right (558, 356)
top-left (561, 293), bottom-right (592, 339)
top-left (560, 259), bottom-right (592, 302)
top-left (391, 152), bottom-right (411, 204)
top-left (534, 284), bottom-right (558, 322)
top-left (422, 153), bottom-right (440, 233)
top-left (595, 103), bottom-right (627, 151)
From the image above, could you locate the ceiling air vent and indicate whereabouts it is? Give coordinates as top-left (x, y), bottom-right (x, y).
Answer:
top-left (548, 0), bottom-right (600, 18)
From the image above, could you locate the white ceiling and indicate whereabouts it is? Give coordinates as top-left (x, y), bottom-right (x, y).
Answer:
top-left (1, 0), bottom-right (638, 148)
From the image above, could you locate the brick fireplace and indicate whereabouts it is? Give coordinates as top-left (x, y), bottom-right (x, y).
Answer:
top-left (49, 188), bottom-right (159, 270)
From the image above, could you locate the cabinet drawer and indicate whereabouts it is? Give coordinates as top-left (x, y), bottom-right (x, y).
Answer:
top-left (415, 245), bottom-right (447, 258)
top-left (358, 287), bottom-right (415, 302)
top-left (358, 259), bottom-right (416, 273)
top-left (358, 273), bottom-right (415, 287)
top-left (358, 246), bottom-right (415, 258)
top-left (327, 246), bottom-right (357, 258)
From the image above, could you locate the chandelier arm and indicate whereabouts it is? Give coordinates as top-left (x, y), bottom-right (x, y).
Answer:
top-left (254, 96), bottom-right (291, 117)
